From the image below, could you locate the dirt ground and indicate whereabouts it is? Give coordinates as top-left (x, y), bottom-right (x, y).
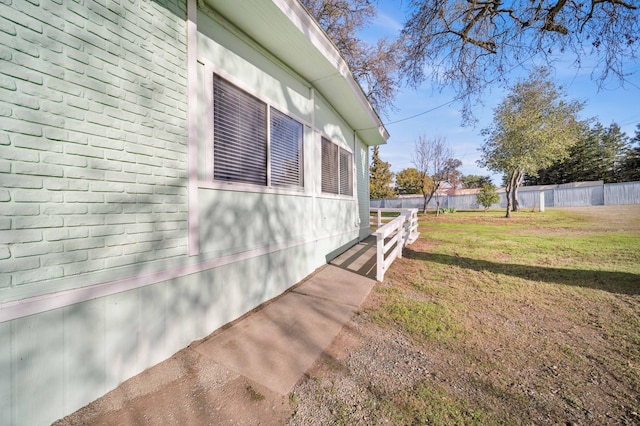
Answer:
top-left (55, 206), bottom-right (640, 425)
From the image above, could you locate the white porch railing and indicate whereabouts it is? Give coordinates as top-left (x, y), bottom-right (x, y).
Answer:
top-left (370, 208), bottom-right (420, 281)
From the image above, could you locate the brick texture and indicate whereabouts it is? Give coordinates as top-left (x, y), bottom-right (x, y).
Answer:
top-left (0, 0), bottom-right (188, 288)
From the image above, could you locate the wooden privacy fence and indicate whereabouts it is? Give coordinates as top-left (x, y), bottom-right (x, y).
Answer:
top-left (370, 208), bottom-right (419, 281)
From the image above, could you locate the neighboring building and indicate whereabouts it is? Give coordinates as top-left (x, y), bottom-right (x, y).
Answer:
top-left (0, 0), bottom-right (389, 424)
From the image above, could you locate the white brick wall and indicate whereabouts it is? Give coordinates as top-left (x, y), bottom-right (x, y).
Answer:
top-left (0, 0), bottom-right (189, 289)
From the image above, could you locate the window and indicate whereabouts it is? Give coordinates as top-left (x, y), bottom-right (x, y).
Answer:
top-left (213, 75), bottom-right (267, 185)
top-left (339, 147), bottom-right (353, 196)
top-left (321, 137), bottom-right (353, 196)
top-left (212, 75), bottom-right (303, 189)
top-left (270, 108), bottom-right (303, 187)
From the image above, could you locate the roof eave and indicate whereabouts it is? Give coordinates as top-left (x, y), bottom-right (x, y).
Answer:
top-left (203, 0), bottom-right (389, 146)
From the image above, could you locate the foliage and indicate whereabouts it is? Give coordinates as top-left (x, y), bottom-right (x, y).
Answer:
top-left (369, 146), bottom-right (396, 199)
top-left (399, 0), bottom-right (639, 124)
top-left (478, 68), bottom-right (584, 217)
top-left (621, 125), bottom-right (640, 182)
top-left (476, 183), bottom-right (500, 211)
top-left (301, 0), bottom-right (400, 114)
top-left (438, 207), bottom-right (457, 214)
top-left (525, 122), bottom-right (639, 185)
top-left (444, 158), bottom-right (463, 190)
top-left (395, 167), bottom-right (423, 195)
top-left (461, 174), bottom-right (493, 189)
top-left (304, 0), bottom-right (638, 123)
top-left (412, 135), bottom-right (460, 213)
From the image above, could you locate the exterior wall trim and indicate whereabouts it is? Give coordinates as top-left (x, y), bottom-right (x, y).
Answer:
top-left (0, 229), bottom-right (357, 323)
top-left (187, 0), bottom-right (200, 256)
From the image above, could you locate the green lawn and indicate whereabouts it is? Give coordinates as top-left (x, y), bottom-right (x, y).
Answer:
top-left (370, 206), bottom-right (640, 424)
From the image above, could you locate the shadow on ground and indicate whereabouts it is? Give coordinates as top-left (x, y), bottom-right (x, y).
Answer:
top-left (404, 248), bottom-right (640, 296)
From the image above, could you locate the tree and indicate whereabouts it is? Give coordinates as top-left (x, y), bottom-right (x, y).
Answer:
top-left (369, 146), bottom-right (395, 199)
top-left (524, 121), bottom-right (631, 185)
top-left (478, 69), bottom-right (584, 217)
top-left (621, 124), bottom-right (640, 182)
top-left (395, 167), bottom-right (423, 195)
top-left (597, 122), bottom-right (631, 183)
top-left (399, 0), bottom-right (638, 123)
top-left (477, 184), bottom-right (500, 211)
top-left (462, 175), bottom-right (493, 189)
top-left (412, 135), bottom-right (457, 214)
top-left (301, 0), bottom-right (400, 114)
top-left (444, 158), bottom-right (463, 192)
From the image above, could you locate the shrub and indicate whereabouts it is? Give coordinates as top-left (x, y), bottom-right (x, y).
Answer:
top-left (477, 184), bottom-right (500, 211)
top-left (438, 207), bottom-right (457, 214)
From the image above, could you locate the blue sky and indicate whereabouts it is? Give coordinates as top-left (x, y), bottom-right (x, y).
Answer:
top-left (359, 1), bottom-right (640, 184)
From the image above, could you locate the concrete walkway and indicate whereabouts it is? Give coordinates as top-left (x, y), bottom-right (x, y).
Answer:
top-left (195, 262), bottom-right (376, 394)
top-left (57, 240), bottom-right (378, 424)
top-left (193, 236), bottom-right (377, 394)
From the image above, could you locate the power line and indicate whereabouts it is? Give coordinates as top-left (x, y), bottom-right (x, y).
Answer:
top-left (383, 99), bottom-right (458, 126)
top-left (359, 54), bottom-right (539, 131)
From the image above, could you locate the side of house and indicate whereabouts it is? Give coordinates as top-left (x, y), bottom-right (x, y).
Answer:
top-left (0, 0), bottom-right (388, 424)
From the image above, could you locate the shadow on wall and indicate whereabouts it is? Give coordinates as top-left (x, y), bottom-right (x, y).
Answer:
top-left (404, 248), bottom-right (640, 296)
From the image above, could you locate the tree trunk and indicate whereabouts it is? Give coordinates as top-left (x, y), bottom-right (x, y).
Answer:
top-left (511, 169), bottom-right (524, 212)
top-left (504, 170), bottom-right (516, 218)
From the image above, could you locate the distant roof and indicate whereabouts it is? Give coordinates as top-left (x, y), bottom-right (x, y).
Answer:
top-left (203, 0), bottom-right (389, 146)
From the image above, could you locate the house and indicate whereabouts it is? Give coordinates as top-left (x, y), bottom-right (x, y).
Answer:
top-left (0, 0), bottom-right (389, 424)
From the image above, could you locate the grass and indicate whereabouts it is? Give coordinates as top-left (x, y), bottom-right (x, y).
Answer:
top-left (246, 385), bottom-right (265, 401)
top-left (372, 294), bottom-right (464, 343)
top-left (369, 206), bottom-right (640, 424)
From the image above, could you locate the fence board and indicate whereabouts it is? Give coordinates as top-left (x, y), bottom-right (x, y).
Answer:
top-left (372, 181), bottom-right (639, 210)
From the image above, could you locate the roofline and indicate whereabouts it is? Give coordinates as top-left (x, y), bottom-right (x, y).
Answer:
top-left (272, 0), bottom-right (390, 142)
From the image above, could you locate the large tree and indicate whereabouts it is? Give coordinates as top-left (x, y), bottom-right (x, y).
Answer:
top-left (525, 121), bottom-right (632, 185)
top-left (301, 0), bottom-right (400, 114)
top-left (369, 146), bottom-right (395, 199)
top-left (400, 0), bottom-right (638, 123)
top-left (412, 135), bottom-right (458, 213)
top-left (621, 124), bottom-right (640, 182)
top-left (478, 69), bottom-right (584, 217)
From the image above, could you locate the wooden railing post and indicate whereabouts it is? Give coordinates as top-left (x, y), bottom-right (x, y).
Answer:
top-left (397, 217), bottom-right (405, 259)
top-left (376, 231), bottom-right (384, 281)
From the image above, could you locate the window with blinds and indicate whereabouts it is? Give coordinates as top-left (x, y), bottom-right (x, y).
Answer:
top-left (321, 137), bottom-right (352, 196)
top-left (270, 108), bottom-right (303, 187)
top-left (339, 147), bottom-right (353, 196)
top-left (212, 75), bottom-right (303, 189)
top-left (321, 138), bottom-right (339, 194)
top-left (214, 75), bottom-right (267, 185)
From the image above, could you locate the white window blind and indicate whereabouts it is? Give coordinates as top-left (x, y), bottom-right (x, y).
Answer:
top-left (213, 75), bottom-right (267, 186)
top-left (322, 138), bottom-right (352, 196)
top-left (321, 137), bottom-right (339, 194)
top-left (339, 147), bottom-right (353, 196)
top-left (270, 108), bottom-right (303, 187)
